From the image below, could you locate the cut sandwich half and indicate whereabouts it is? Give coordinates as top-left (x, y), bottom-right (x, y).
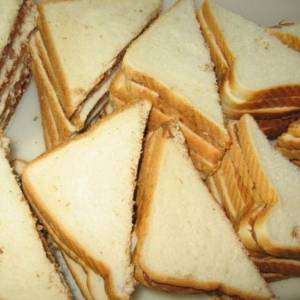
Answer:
top-left (0, 0), bottom-right (37, 128)
top-left (38, 0), bottom-right (161, 119)
top-left (134, 123), bottom-right (272, 299)
top-left (269, 23), bottom-right (300, 52)
top-left (200, 0), bottom-right (300, 101)
top-left (237, 114), bottom-right (300, 257)
top-left (22, 100), bottom-right (152, 300)
top-left (122, 0), bottom-right (229, 151)
top-left (0, 133), bottom-right (71, 299)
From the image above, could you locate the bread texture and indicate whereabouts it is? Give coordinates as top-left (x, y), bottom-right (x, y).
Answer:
top-left (238, 114), bottom-right (300, 257)
top-left (22, 100), bottom-right (151, 300)
top-left (38, 0), bottom-right (161, 117)
top-left (134, 123), bottom-right (272, 299)
top-left (0, 134), bottom-right (71, 299)
top-left (122, 0), bottom-right (228, 150)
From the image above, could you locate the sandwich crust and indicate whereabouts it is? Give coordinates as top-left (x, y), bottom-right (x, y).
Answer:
top-left (201, 0), bottom-right (300, 101)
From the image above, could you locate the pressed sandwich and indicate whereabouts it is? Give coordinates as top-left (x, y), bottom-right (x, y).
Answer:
top-left (111, 0), bottom-right (229, 176)
top-left (0, 133), bottom-right (71, 299)
top-left (22, 100), bottom-right (152, 300)
top-left (31, 0), bottom-right (162, 148)
top-left (0, 0), bottom-right (37, 128)
top-left (134, 122), bottom-right (272, 299)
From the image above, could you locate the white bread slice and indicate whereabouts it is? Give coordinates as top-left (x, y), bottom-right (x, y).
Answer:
top-left (201, 0), bottom-right (300, 100)
top-left (110, 71), bottom-right (223, 176)
top-left (22, 100), bottom-right (151, 300)
top-left (237, 114), bottom-right (300, 257)
top-left (0, 134), bottom-right (71, 299)
top-left (38, 0), bottom-right (161, 117)
top-left (134, 123), bottom-right (272, 299)
top-left (269, 23), bottom-right (300, 52)
top-left (32, 30), bottom-right (113, 139)
top-left (122, 0), bottom-right (228, 150)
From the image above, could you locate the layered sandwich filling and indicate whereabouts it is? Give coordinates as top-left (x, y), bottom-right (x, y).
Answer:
top-left (0, 0), bottom-right (37, 127)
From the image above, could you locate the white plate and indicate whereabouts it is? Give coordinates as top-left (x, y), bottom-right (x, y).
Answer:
top-left (5, 0), bottom-right (300, 299)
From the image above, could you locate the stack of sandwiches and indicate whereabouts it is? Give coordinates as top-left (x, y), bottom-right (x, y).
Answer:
top-left (22, 100), bottom-right (274, 299)
top-left (0, 0), bottom-right (37, 128)
top-left (110, 0), bottom-right (229, 177)
top-left (30, 0), bottom-right (162, 150)
top-left (1, 0), bottom-right (299, 298)
top-left (0, 132), bottom-right (71, 299)
top-left (276, 119), bottom-right (300, 167)
top-left (208, 114), bottom-right (300, 283)
top-left (198, 0), bottom-right (300, 138)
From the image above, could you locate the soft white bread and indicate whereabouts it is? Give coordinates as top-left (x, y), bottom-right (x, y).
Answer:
top-left (22, 100), bottom-right (151, 300)
top-left (237, 114), bottom-right (300, 257)
top-left (134, 123), bottom-right (272, 299)
top-left (38, 0), bottom-right (161, 117)
top-left (201, 0), bottom-right (300, 100)
top-left (0, 134), bottom-right (70, 299)
top-left (122, 0), bottom-right (228, 150)
top-left (110, 71), bottom-right (223, 176)
top-left (269, 23), bottom-right (300, 52)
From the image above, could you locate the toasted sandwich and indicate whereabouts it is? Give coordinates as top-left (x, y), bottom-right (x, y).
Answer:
top-left (0, 0), bottom-right (37, 128)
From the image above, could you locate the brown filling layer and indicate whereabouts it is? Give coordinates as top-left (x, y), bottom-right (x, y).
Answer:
top-left (0, 0), bottom-right (36, 97)
top-left (0, 0), bottom-right (34, 67)
top-left (0, 53), bottom-right (31, 129)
